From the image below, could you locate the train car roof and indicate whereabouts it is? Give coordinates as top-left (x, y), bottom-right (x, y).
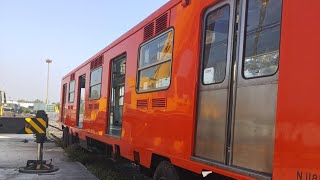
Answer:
top-left (63, 0), bottom-right (181, 79)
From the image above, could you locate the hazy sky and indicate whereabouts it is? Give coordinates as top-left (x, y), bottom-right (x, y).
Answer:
top-left (0, 0), bottom-right (169, 103)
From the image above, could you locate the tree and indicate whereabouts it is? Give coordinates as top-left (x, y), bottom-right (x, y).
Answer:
top-left (33, 99), bottom-right (44, 103)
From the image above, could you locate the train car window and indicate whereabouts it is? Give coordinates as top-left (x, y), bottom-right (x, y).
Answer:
top-left (243, 0), bottom-right (282, 78)
top-left (137, 29), bottom-right (174, 92)
top-left (68, 80), bottom-right (75, 103)
top-left (202, 5), bottom-right (230, 85)
top-left (90, 66), bottom-right (102, 99)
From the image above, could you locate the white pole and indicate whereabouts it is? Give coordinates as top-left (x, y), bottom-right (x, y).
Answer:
top-left (45, 59), bottom-right (52, 104)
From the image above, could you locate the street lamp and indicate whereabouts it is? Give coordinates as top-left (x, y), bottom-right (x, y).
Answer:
top-left (45, 59), bottom-right (53, 104)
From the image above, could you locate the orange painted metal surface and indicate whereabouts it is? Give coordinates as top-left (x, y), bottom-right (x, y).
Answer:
top-left (273, 0), bottom-right (320, 179)
top-left (59, 0), bottom-right (320, 179)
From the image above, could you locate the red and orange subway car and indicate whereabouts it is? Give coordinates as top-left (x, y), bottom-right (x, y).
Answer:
top-left (60, 0), bottom-right (320, 179)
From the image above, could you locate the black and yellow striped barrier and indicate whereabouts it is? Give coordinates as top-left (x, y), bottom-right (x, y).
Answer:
top-left (0, 112), bottom-right (48, 134)
top-left (25, 117), bottom-right (47, 134)
top-left (0, 111), bottom-right (58, 174)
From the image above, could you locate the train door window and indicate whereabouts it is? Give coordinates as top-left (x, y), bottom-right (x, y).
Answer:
top-left (108, 55), bottom-right (126, 137)
top-left (202, 5), bottom-right (230, 84)
top-left (77, 75), bottom-right (86, 128)
top-left (68, 80), bottom-right (75, 103)
top-left (243, 0), bottom-right (282, 78)
top-left (137, 29), bottom-right (174, 92)
top-left (89, 67), bottom-right (102, 99)
top-left (62, 84), bottom-right (67, 123)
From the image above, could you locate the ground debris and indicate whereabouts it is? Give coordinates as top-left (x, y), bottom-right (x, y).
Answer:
top-left (53, 141), bottom-right (150, 180)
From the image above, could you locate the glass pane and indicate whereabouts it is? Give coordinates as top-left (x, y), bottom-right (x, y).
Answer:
top-left (243, 0), bottom-right (282, 78)
top-left (69, 80), bottom-right (75, 92)
top-left (119, 86), bottom-right (125, 96)
top-left (90, 84), bottom-right (101, 99)
top-left (203, 5), bottom-right (230, 84)
top-left (90, 67), bottom-right (102, 86)
top-left (139, 30), bottom-right (173, 67)
top-left (120, 62), bottom-right (126, 75)
top-left (69, 92), bottom-right (75, 102)
top-left (63, 84), bottom-right (67, 103)
top-left (138, 61), bottom-right (171, 91)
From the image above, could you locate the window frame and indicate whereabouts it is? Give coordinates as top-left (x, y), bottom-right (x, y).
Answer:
top-left (89, 66), bottom-right (103, 100)
top-left (201, 4), bottom-right (231, 86)
top-left (136, 28), bottom-right (175, 93)
top-left (68, 80), bottom-right (76, 103)
top-left (241, 0), bottom-right (283, 80)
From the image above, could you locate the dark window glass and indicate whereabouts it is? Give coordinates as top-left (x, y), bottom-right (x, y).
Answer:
top-left (90, 84), bottom-right (101, 100)
top-left (90, 67), bottom-right (102, 99)
top-left (69, 80), bottom-right (75, 92)
top-left (68, 80), bottom-right (75, 103)
top-left (202, 5), bottom-right (230, 84)
top-left (243, 0), bottom-right (282, 78)
top-left (69, 92), bottom-right (75, 103)
top-left (120, 61), bottom-right (126, 75)
top-left (138, 30), bottom-right (174, 92)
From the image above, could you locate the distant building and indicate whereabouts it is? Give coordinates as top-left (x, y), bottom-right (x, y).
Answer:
top-left (6, 100), bottom-right (34, 108)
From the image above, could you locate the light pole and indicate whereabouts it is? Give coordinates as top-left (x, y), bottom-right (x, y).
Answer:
top-left (45, 59), bottom-right (53, 104)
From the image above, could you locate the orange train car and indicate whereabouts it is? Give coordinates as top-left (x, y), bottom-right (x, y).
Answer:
top-left (59, 0), bottom-right (320, 179)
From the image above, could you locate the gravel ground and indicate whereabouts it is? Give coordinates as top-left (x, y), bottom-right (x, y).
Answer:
top-left (46, 112), bottom-right (152, 180)
top-left (47, 112), bottom-right (62, 138)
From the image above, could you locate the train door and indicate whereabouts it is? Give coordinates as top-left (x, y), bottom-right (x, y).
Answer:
top-left (194, 0), bottom-right (282, 177)
top-left (76, 75), bottom-right (86, 128)
top-left (61, 84), bottom-right (67, 123)
top-left (232, 0), bottom-right (282, 174)
top-left (107, 55), bottom-right (126, 137)
top-left (194, 0), bottom-right (236, 164)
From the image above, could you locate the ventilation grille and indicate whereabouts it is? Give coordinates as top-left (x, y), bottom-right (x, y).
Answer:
top-left (144, 22), bottom-right (154, 41)
top-left (91, 56), bottom-right (103, 70)
top-left (152, 98), bottom-right (167, 108)
top-left (89, 103), bottom-right (99, 110)
top-left (137, 99), bottom-right (148, 109)
top-left (143, 12), bottom-right (169, 41)
top-left (70, 73), bottom-right (75, 81)
top-left (155, 13), bottom-right (169, 34)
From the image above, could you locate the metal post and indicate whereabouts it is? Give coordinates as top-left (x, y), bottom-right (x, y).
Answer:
top-left (45, 59), bottom-right (52, 104)
top-left (37, 143), bottom-right (43, 161)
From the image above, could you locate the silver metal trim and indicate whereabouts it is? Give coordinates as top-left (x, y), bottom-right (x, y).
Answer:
top-left (137, 58), bottom-right (171, 71)
top-left (227, 0), bottom-right (246, 166)
top-left (191, 156), bottom-right (271, 180)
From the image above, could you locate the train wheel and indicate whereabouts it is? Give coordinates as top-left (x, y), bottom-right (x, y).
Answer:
top-left (153, 161), bottom-right (180, 180)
